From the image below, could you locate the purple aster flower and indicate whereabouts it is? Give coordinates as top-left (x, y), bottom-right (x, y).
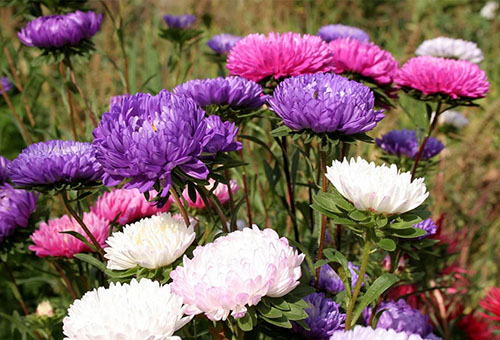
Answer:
top-left (92, 90), bottom-right (209, 196)
top-left (268, 73), bottom-right (384, 135)
top-left (109, 94), bottom-right (130, 111)
top-left (413, 218), bottom-right (437, 240)
top-left (203, 115), bottom-right (242, 154)
top-left (317, 24), bottom-right (370, 43)
top-left (9, 140), bottom-right (103, 190)
top-left (163, 14), bottom-right (195, 29)
top-left (292, 292), bottom-right (345, 340)
top-left (376, 129), bottom-right (444, 160)
top-left (315, 262), bottom-right (364, 294)
top-left (0, 156), bottom-right (10, 184)
top-left (0, 184), bottom-right (38, 242)
top-left (18, 10), bottom-right (102, 48)
top-left (207, 34), bottom-right (242, 54)
top-left (1, 77), bottom-right (13, 94)
top-left (174, 76), bottom-right (268, 110)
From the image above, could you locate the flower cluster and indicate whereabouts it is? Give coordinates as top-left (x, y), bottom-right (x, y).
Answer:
top-left (207, 34), bottom-right (242, 54)
top-left (318, 24), bottom-right (370, 42)
top-left (376, 129), bottom-right (444, 160)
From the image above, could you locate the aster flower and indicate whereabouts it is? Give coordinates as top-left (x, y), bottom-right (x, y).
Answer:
top-left (0, 77), bottom-right (13, 94)
top-left (330, 326), bottom-right (436, 340)
top-left (315, 262), bottom-right (363, 294)
top-left (0, 185), bottom-right (38, 242)
top-left (170, 225), bottom-right (304, 321)
top-left (207, 34), bottom-right (242, 54)
top-left (413, 218), bottom-right (437, 239)
top-left (109, 94), bottom-right (130, 111)
top-left (182, 178), bottom-right (240, 209)
top-left (376, 129), bottom-right (444, 160)
top-left (326, 157), bottom-right (429, 215)
top-left (268, 73), bottom-right (384, 135)
top-left (0, 155), bottom-right (10, 184)
top-left (163, 14), bottom-right (196, 29)
top-left (317, 24), bottom-right (370, 43)
top-left (292, 292), bottom-right (345, 340)
top-left (9, 140), bottom-right (103, 191)
top-left (92, 90), bottom-right (209, 196)
top-left (104, 213), bottom-right (196, 270)
top-left (479, 286), bottom-right (500, 323)
top-left (203, 115), bottom-right (242, 154)
top-left (63, 278), bottom-right (192, 340)
top-left (437, 110), bottom-right (469, 129)
top-left (329, 38), bottom-right (398, 85)
top-left (18, 10), bottom-right (101, 49)
top-left (480, 1), bottom-right (499, 20)
top-left (29, 212), bottom-right (109, 258)
top-left (226, 32), bottom-right (333, 82)
top-left (395, 56), bottom-right (489, 101)
top-left (415, 37), bottom-right (483, 64)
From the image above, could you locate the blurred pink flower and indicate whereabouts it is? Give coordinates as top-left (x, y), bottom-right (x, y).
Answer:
top-left (182, 179), bottom-right (240, 210)
top-left (395, 56), bottom-right (489, 99)
top-left (226, 32), bottom-right (333, 82)
top-left (329, 37), bottom-right (398, 85)
top-left (91, 188), bottom-right (170, 225)
top-left (30, 212), bottom-right (109, 258)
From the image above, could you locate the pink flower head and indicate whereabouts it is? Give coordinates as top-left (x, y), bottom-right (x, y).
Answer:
top-left (329, 38), bottom-right (398, 85)
top-left (182, 179), bottom-right (240, 209)
top-left (226, 32), bottom-right (333, 82)
top-left (29, 212), bottom-right (109, 258)
top-left (395, 56), bottom-right (489, 99)
top-left (170, 225), bottom-right (304, 321)
top-left (91, 188), bottom-right (171, 225)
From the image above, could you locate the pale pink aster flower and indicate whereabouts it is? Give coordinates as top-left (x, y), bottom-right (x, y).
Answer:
top-left (226, 32), bottom-right (334, 82)
top-left (29, 212), bottom-right (110, 258)
top-left (91, 188), bottom-right (171, 225)
top-left (395, 56), bottom-right (489, 99)
top-left (170, 225), bottom-right (305, 321)
top-left (329, 38), bottom-right (398, 85)
top-left (182, 179), bottom-right (240, 209)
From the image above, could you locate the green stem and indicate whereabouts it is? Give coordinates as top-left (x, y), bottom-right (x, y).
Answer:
top-left (224, 169), bottom-right (236, 229)
top-left (315, 144), bottom-right (329, 289)
top-left (170, 187), bottom-right (190, 227)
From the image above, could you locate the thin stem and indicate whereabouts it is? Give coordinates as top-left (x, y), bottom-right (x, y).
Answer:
top-left (200, 186), bottom-right (229, 233)
top-left (66, 58), bottom-right (98, 127)
top-left (337, 142), bottom-right (348, 251)
top-left (3, 261), bottom-right (30, 315)
top-left (0, 81), bottom-right (32, 145)
top-left (117, 0), bottom-right (130, 93)
top-left (238, 147), bottom-right (253, 226)
top-left (58, 62), bottom-right (78, 140)
top-left (52, 261), bottom-right (78, 300)
top-left (224, 169), bottom-right (236, 228)
top-left (280, 136), bottom-right (299, 242)
top-left (315, 145), bottom-right (329, 289)
top-left (308, 180), bottom-right (314, 232)
top-left (170, 187), bottom-right (190, 227)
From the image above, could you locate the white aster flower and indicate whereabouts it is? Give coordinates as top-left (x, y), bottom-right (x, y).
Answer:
top-left (437, 110), bottom-right (469, 129)
top-left (480, 1), bottom-right (499, 19)
top-left (325, 157), bottom-right (428, 215)
top-left (415, 37), bottom-right (483, 63)
top-left (330, 326), bottom-right (430, 340)
top-left (104, 213), bottom-right (196, 270)
top-left (63, 278), bottom-right (192, 340)
top-left (170, 225), bottom-right (305, 321)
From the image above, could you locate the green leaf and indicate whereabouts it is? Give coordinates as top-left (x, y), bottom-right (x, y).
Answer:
top-left (376, 238), bottom-right (396, 251)
top-left (261, 315), bottom-right (292, 329)
top-left (60, 231), bottom-right (96, 252)
top-left (256, 303), bottom-right (283, 319)
top-left (236, 308), bottom-right (255, 331)
top-left (348, 209), bottom-right (370, 222)
top-left (389, 227), bottom-right (428, 239)
top-left (283, 303), bottom-right (309, 321)
top-left (271, 297), bottom-right (291, 311)
top-left (287, 284), bottom-right (315, 300)
top-left (73, 253), bottom-right (108, 273)
top-left (271, 125), bottom-right (292, 137)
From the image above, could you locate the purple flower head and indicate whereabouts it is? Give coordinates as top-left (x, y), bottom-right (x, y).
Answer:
top-left (207, 34), bottom-right (242, 54)
top-left (269, 73), bottom-right (384, 135)
top-left (376, 129), bottom-right (444, 160)
top-left (0, 156), bottom-right (10, 184)
top-left (317, 24), bottom-right (370, 43)
top-left (421, 137), bottom-right (445, 160)
top-left (413, 218), bottom-right (437, 240)
top-left (0, 184), bottom-right (38, 242)
top-left (109, 94), bottom-right (130, 111)
top-left (163, 14), bottom-right (195, 29)
top-left (92, 90), bottom-right (209, 196)
top-left (203, 115), bottom-right (242, 154)
top-left (9, 140), bottom-right (103, 190)
top-left (1, 77), bottom-right (13, 94)
top-left (315, 262), bottom-right (364, 294)
top-left (174, 77), bottom-right (268, 110)
top-left (18, 10), bottom-right (102, 48)
top-left (292, 292), bottom-right (346, 340)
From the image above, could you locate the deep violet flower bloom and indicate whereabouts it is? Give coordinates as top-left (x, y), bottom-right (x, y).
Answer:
top-left (0, 156), bottom-right (10, 184)
top-left (163, 14), bottom-right (195, 29)
top-left (413, 218), bottom-right (437, 239)
top-left (317, 24), bottom-right (370, 43)
top-left (315, 262), bottom-right (364, 294)
top-left (109, 94), bottom-right (130, 111)
top-left (0, 184), bottom-right (38, 242)
top-left (203, 115), bottom-right (242, 154)
top-left (92, 90), bottom-right (209, 196)
top-left (268, 73), bottom-right (384, 134)
top-left (226, 32), bottom-right (334, 82)
top-left (0, 77), bottom-right (13, 94)
top-left (18, 10), bottom-right (102, 48)
top-left (9, 140), bottom-right (103, 190)
top-left (376, 129), bottom-right (444, 160)
top-left (207, 34), bottom-right (242, 54)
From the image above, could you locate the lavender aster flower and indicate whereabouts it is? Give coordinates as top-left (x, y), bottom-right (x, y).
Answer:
top-left (0, 156), bottom-right (10, 184)
top-left (207, 34), bottom-right (242, 54)
top-left (376, 129), bottom-right (444, 160)
top-left (163, 14), bottom-right (195, 29)
top-left (268, 73), bottom-right (384, 135)
top-left (0, 184), bottom-right (38, 242)
top-left (0, 77), bottom-right (13, 94)
top-left (315, 262), bottom-right (364, 294)
top-left (317, 24), bottom-right (370, 43)
top-left (18, 10), bottom-right (102, 48)
top-left (109, 94), bottom-right (130, 111)
top-left (9, 140), bottom-right (103, 190)
top-left (92, 90), bottom-right (209, 196)
top-left (203, 116), bottom-right (242, 154)
top-left (292, 292), bottom-right (345, 340)
top-left (413, 218), bottom-right (437, 240)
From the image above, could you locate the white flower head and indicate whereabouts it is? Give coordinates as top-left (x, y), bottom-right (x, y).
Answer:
top-left (105, 213), bottom-right (196, 270)
top-left (480, 1), bottom-right (499, 20)
top-left (330, 326), bottom-right (428, 340)
top-left (63, 278), bottom-right (192, 340)
top-left (326, 157), bottom-right (428, 215)
top-left (35, 300), bottom-right (54, 317)
top-left (437, 110), bottom-right (469, 129)
top-left (415, 37), bottom-right (483, 63)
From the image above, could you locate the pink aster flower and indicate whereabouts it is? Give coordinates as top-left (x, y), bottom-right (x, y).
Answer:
top-left (329, 37), bottom-right (398, 85)
top-left (182, 179), bottom-right (240, 209)
top-left (226, 32), bottom-right (333, 82)
top-left (170, 225), bottom-right (305, 321)
top-left (30, 212), bottom-right (109, 258)
top-left (395, 56), bottom-right (489, 99)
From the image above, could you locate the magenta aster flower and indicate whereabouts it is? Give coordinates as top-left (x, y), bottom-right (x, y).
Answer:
top-left (395, 56), bottom-right (489, 100)
top-left (207, 34), bottom-right (242, 54)
top-left (182, 179), bottom-right (240, 209)
top-left (0, 156), bottom-right (10, 184)
top-left (1, 77), bottom-right (13, 94)
top-left (329, 38), bottom-right (398, 85)
top-left (226, 32), bottom-right (333, 82)
top-left (0, 184), bottom-right (38, 242)
top-left (317, 24), bottom-right (370, 43)
top-left (376, 129), bottom-right (444, 160)
top-left (163, 14), bottom-right (195, 29)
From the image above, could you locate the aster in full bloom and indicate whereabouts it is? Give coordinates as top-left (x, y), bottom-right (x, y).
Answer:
top-left (0, 77), bottom-right (13, 94)
top-left (182, 178), bottom-right (240, 209)
top-left (29, 212), bottom-right (109, 258)
top-left (395, 56), bottom-right (489, 101)
top-left (63, 278), bottom-right (192, 340)
top-left (268, 73), bottom-right (384, 135)
top-left (170, 225), bottom-right (304, 321)
top-left (415, 37), bottom-right (483, 64)
top-left (9, 140), bottom-right (103, 191)
top-left (292, 292), bottom-right (345, 340)
top-left (226, 32), bottom-right (333, 82)
top-left (317, 24), bottom-right (370, 43)
top-left (163, 14), bottom-right (196, 29)
top-left (479, 286), bottom-right (500, 324)
top-left (437, 110), bottom-right (469, 129)
top-left (203, 115), bottom-right (242, 154)
top-left (0, 185), bottom-right (38, 242)
top-left (315, 262), bottom-right (363, 294)
top-left (376, 129), bottom-right (444, 160)
top-left (92, 90), bottom-right (209, 196)
top-left (104, 213), bottom-right (196, 270)
top-left (207, 34), bottom-right (242, 54)
top-left (413, 218), bottom-right (437, 239)
top-left (326, 157), bottom-right (429, 214)
top-left (330, 326), bottom-right (438, 340)
top-left (0, 155), bottom-right (10, 184)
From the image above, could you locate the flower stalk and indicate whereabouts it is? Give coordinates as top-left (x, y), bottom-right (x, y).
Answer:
top-left (315, 143), bottom-right (329, 289)
top-left (169, 187), bottom-right (191, 227)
